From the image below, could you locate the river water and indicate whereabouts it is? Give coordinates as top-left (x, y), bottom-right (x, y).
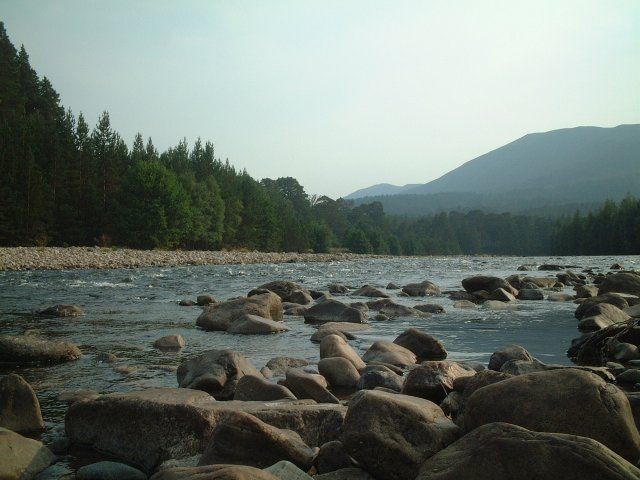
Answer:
top-left (0, 255), bottom-right (637, 438)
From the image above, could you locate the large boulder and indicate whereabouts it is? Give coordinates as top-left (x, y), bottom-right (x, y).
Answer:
top-left (227, 314), bottom-right (290, 335)
top-left (517, 288), bottom-right (544, 300)
top-left (361, 341), bottom-right (416, 367)
top-left (575, 293), bottom-right (630, 319)
top-left (599, 272), bottom-right (640, 297)
top-left (351, 285), bottom-right (390, 298)
top-left (198, 411), bottom-right (315, 470)
top-left (304, 300), bottom-right (367, 324)
top-left (196, 293), bottom-right (283, 331)
top-left (318, 357), bottom-right (360, 390)
top-left (0, 334), bottom-right (81, 365)
top-left (0, 374), bottom-right (44, 432)
top-left (340, 390), bottom-right (460, 480)
top-left (578, 303), bottom-right (631, 331)
top-left (461, 276), bottom-right (512, 294)
top-left (196, 295), bottom-right (216, 306)
top-left (464, 369), bottom-right (640, 462)
top-left (234, 375), bottom-right (296, 401)
top-left (320, 334), bottom-right (366, 370)
top-left (153, 334), bottom-right (185, 351)
top-left (416, 422), bottom-right (640, 480)
top-left (401, 281), bottom-right (441, 297)
top-left (177, 349), bottom-right (261, 399)
top-left (151, 465), bottom-right (279, 480)
top-left (261, 357), bottom-right (309, 378)
top-left (488, 344), bottom-right (533, 371)
top-left (283, 369), bottom-right (340, 404)
top-left (258, 281), bottom-right (312, 304)
top-left (314, 440), bottom-right (354, 474)
top-left (402, 361), bottom-right (475, 403)
top-left (37, 304), bottom-right (84, 317)
top-left (357, 365), bottom-right (404, 392)
top-left (522, 276), bottom-right (558, 288)
top-left (393, 329), bottom-right (447, 361)
top-left (0, 427), bottom-right (55, 480)
top-left (66, 388), bottom-right (346, 471)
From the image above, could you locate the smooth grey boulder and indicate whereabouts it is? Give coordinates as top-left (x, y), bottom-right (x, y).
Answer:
top-left (599, 272), bottom-right (640, 297)
top-left (488, 344), bottom-right (533, 371)
top-left (153, 334), bottom-right (185, 351)
top-left (351, 285), bottom-right (389, 298)
top-left (0, 427), bottom-right (55, 480)
top-left (575, 293), bottom-right (630, 319)
top-left (304, 300), bottom-right (367, 324)
top-left (234, 375), bottom-right (297, 401)
top-left (261, 357), bottom-right (309, 378)
top-left (283, 369), bottom-right (340, 404)
top-left (393, 328), bottom-right (447, 361)
top-left (416, 422), bottom-right (640, 480)
top-left (340, 390), bottom-right (460, 480)
top-left (357, 365), bottom-right (404, 392)
top-left (177, 349), bottom-right (261, 399)
top-left (0, 373), bottom-right (44, 433)
top-left (151, 465), bottom-right (278, 480)
top-left (0, 334), bottom-right (81, 365)
top-left (258, 281), bottom-right (312, 304)
top-left (464, 369), bottom-right (640, 462)
top-left (320, 334), bottom-right (366, 370)
top-left (401, 281), bottom-right (441, 297)
top-left (196, 295), bottom-right (216, 306)
top-left (402, 361), bottom-right (475, 403)
top-left (318, 357), bottom-right (360, 390)
top-left (196, 292), bottom-right (283, 331)
top-left (228, 314), bottom-right (290, 335)
top-left (361, 341), bottom-right (416, 367)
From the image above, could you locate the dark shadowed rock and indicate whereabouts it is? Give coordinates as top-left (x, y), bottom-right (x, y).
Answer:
top-left (258, 281), bottom-right (312, 304)
top-left (379, 303), bottom-right (428, 318)
top-left (351, 285), bottom-right (389, 298)
top-left (464, 369), bottom-right (640, 462)
top-left (314, 468), bottom-right (375, 480)
top-left (386, 282), bottom-right (400, 290)
top-left (402, 281), bottom-right (441, 297)
top-left (261, 357), bottom-right (309, 378)
top-left (599, 272), bottom-right (640, 296)
top-left (0, 334), bottom-right (81, 365)
top-left (198, 411), bottom-right (315, 470)
top-left (318, 357), bottom-right (360, 390)
top-left (357, 365), bottom-right (403, 392)
top-left (304, 300), bottom-right (367, 324)
top-left (151, 465), bottom-right (279, 480)
top-left (576, 285), bottom-right (599, 298)
top-left (402, 361), bottom-right (475, 403)
top-left (314, 440), bottom-right (354, 474)
top-left (393, 328), bottom-right (447, 361)
top-left (328, 284), bottom-right (349, 294)
top-left (76, 461), bottom-right (147, 480)
top-left (0, 373), bottom-right (44, 432)
top-left (461, 276), bottom-right (512, 294)
top-left (576, 293), bottom-right (630, 319)
top-left (416, 422), bottom-right (640, 480)
top-left (177, 349), bottom-right (261, 399)
top-left (489, 288), bottom-right (516, 302)
top-left (196, 295), bottom-right (216, 306)
top-left (362, 341), bottom-right (416, 367)
top-left (196, 293), bottom-right (283, 331)
top-left (517, 288), bottom-right (544, 300)
top-left (234, 375), bottom-right (296, 401)
top-left (414, 303), bottom-right (445, 314)
top-left (178, 300), bottom-right (196, 306)
top-left (488, 345), bottom-right (533, 371)
top-left (227, 314), bottom-right (290, 335)
top-left (340, 390), bottom-right (460, 480)
top-left (284, 369), bottom-right (340, 404)
top-left (37, 304), bottom-right (84, 317)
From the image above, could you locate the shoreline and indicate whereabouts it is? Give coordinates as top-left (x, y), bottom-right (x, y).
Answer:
top-left (0, 247), bottom-right (384, 271)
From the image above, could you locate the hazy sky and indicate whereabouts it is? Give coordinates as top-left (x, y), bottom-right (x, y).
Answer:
top-left (3, 0), bottom-right (639, 197)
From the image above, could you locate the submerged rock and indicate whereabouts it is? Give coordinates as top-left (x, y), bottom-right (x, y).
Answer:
top-left (227, 314), bottom-right (290, 335)
top-left (37, 304), bottom-right (84, 317)
top-left (153, 334), bottom-right (185, 351)
top-left (196, 292), bottom-right (283, 331)
top-left (304, 300), bottom-right (367, 324)
top-left (401, 280), bottom-right (441, 297)
top-left (351, 285), bottom-right (389, 298)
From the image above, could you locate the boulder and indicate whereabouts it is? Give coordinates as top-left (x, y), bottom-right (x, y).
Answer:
top-left (198, 411), bottom-right (315, 470)
top-left (314, 468), bottom-right (375, 480)
top-left (58, 388), bottom-right (100, 405)
top-left (284, 305), bottom-right (308, 316)
top-left (394, 329), bottom-right (447, 361)
top-left (522, 276), bottom-right (558, 288)
top-left (351, 285), bottom-right (389, 298)
top-left (196, 295), bottom-right (216, 306)
top-left (401, 281), bottom-right (441, 297)
top-left (318, 357), bottom-right (360, 390)
top-left (177, 349), bottom-right (261, 399)
top-left (617, 369), bottom-right (640, 384)
top-left (372, 313), bottom-right (390, 322)
top-left (196, 293), bottom-right (283, 331)
top-left (310, 328), bottom-right (351, 343)
top-left (0, 334), bottom-right (81, 365)
top-left (328, 284), bottom-right (349, 294)
top-left (258, 281), bottom-right (312, 304)
top-left (264, 461), bottom-right (312, 479)
top-left (575, 293), bottom-right (630, 318)
top-left (362, 341), bottom-right (416, 367)
top-left (461, 276), bottom-right (512, 294)
top-left (576, 285), bottom-right (599, 298)
top-left (261, 357), bottom-right (309, 378)
top-left (464, 369), bottom-right (640, 462)
top-left (378, 303), bottom-right (428, 318)
top-left (314, 440), bottom-right (354, 474)
top-left (608, 341), bottom-right (640, 362)
top-left (234, 375), bottom-right (297, 401)
top-left (151, 465), bottom-right (279, 480)
top-left (0, 427), bottom-right (55, 480)
top-left (402, 361), bottom-right (476, 403)
top-left (625, 304), bottom-right (640, 318)
top-left (0, 374), bottom-right (44, 432)
top-left (357, 365), bottom-right (404, 392)
top-left (488, 345), bottom-right (533, 371)
top-left (517, 288), bottom-right (544, 300)
top-left (320, 334), bottom-right (366, 370)
top-left (228, 314), bottom-right (290, 335)
top-left (547, 293), bottom-right (574, 302)
top-left (489, 288), bottom-right (516, 302)
top-left (582, 302), bottom-right (631, 323)
top-left (414, 303), bottom-right (445, 314)
top-left (304, 300), bottom-right (367, 324)
top-left (153, 334), bottom-right (185, 351)
top-left (66, 388), bottom-right (346, 471)
top-left (37, 304), bottom-right (83, 317)
top-left (386, 283), bottom-right (400, 290)
top-left (76, 461), bottom-right (147, 480)
top-left (349, 302), bottom-right (369, 313)
top-left (340, 390), bottom-right (460, 480)
top-left (453, 300), bottom-right (476, 309)
top-left (284, 369), bottom-right (340, 404)
top-left (178, 300), bottom-right (196, 306)
top-left (416, 422), bottom-right (640, 480)
top-left (365, 298), bottom-right (398, 311)
top-left (599, 272), bottom-right (640, 296)
top-left (538, 264), bottom-right (564, 271)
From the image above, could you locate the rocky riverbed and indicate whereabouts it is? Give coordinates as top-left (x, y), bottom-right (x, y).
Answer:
top-left (0, 247), bottom-right (380, 271)
top-left (1, 256), bottom-right (640, 479)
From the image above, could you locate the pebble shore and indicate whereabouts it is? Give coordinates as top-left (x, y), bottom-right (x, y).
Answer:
top-left (0, 247), bottom-right (381, 271)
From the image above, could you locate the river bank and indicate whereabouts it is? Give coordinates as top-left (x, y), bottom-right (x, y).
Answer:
top-left (0, 247), bottom-right (381, 271)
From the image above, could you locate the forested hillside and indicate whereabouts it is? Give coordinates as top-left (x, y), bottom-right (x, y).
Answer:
top-left (0, 23), bottom-right (637, 255)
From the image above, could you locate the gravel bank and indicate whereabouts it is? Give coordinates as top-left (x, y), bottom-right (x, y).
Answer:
top-left (0, 247), bottom-right (382, 271)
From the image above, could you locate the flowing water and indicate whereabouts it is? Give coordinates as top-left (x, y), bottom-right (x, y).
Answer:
top-left (0, 255), bottom-right (637, 441)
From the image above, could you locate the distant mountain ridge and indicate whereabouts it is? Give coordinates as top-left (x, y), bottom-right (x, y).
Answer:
top-left (346, 124), bottom-right (640, 216)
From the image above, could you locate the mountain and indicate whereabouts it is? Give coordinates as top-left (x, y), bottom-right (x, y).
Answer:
top-left (344, 183), bottom-right (420, 199)
top-left (347, 124), bottom-right (640, 216)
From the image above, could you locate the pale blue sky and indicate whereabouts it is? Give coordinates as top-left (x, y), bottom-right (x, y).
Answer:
top-left (3, 0), bottom-right (639, 197)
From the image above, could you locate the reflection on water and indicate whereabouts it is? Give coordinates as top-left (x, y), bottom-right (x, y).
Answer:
top-left (0, 254), bottom-right (636, 432)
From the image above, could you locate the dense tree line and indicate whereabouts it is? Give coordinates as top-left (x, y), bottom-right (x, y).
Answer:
top-left (0, 23), bottom-right (636, 256)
